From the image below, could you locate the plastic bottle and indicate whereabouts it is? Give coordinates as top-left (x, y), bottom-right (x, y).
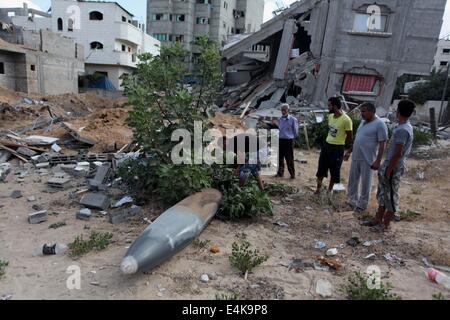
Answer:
top-left (425, 268), bottom-right (450, 290)
top-left (42, 243), bottom-right (68, 255)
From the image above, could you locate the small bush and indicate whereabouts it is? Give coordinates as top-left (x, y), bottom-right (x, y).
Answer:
top-left (341, 272), bottom-right (401, 300)
top-left (68, 231), bottom-right (113, 258)
top-left (192, 238), bottom-right (211, 250)
top-left (217, 183), bottom-right (273, 220)
top-left (229, 241), bottom-right (269, 275)
top-left (49, 221), bottom-right (66, 229)
top-left (264, 183), bottom-right (298, 197)
top-left (0, 260), bottom-right (8, 278)
top-left (432, 292), bottom-right (446, 300)
top-left (413, 128), bottom-right (432, 148)
top-left (215, 292), bottom-right (240, 300)
top-left (399, 210), bottom-right (421, 221)
top-left (117, 158), bottom-right (157, 200)
top-left (155, 164), bottom-right (212, 205)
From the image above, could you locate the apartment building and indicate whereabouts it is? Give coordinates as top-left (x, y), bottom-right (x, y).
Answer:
top-left (433, 39), bottom-right (450, 71)
top-left (223, 0), bottom-right (446, 108)
top-left (147, 0), bottom-right (265, 54)
top-left (2, 0), bottom-right (161, 90)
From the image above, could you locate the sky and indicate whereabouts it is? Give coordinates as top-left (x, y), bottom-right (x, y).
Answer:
top-left (3, 0), bottom-right (450, 38)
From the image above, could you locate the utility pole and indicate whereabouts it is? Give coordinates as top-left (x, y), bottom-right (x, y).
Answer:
top-left (438, 61), bottom-right (450, 125)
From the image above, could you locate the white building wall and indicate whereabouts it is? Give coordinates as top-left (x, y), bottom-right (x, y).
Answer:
top-left (433, 39), bottom-right (450, 71)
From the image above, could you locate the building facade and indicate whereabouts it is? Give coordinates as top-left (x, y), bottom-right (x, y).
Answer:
top-left (223, 0), bottom-right (446, 108)
top-left (147, 0), bottom-right (264, 54)
top-left (433, 39), bottom-right (450, 71)
top-left (0, 28), bottom-right (84, 95)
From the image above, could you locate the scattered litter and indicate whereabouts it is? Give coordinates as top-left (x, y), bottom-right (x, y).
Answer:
top-left (317, 256), bottom-right (342, 271)
top-left (425, 268), bottom-right (450, 289)
top-left (332, 183), bottom-right (346, 193)
top-left (76, 208), bottom-right (92, 221)
top-left (113, 196), bottom-right (133, 208)
top-left (314, 263), bottom-right (330, 272)
top-left (51, 144), bottom-right (62, 153)
top-left (200, 274), bottom-right (209, 283)
top-left (28, 210), bottom-right (48, 224)
top-left (415, 171), bottom-right (425, 181)
top-left (314, 241), bottom-right (327, 249)
top-left (42, 243), bottom-right (67, 255)
top-left (273, 220), bottom-right (289, 228)
top-left (315, 279), bottom-right (333, 298)
top-left (35, 162), bottom-right (50, 169)
top-left (365, 253), bottom-right (377, 260)
top-left (289, 258), bottom-right (315, 272)
top-left (363, 240), bottom-right (383, 247)
top-left (27, 196), bottom-right (36, 202)
top-left (10, 190), bottom-right (22, 199)
top-left (0, 294), bottom-right (13, 300)
top-left (383, 253), bottom-right (405, 266)
top-left (210, 245), bottom-right (220, 254)
top-left (346, 237), bottom-right (360, 247)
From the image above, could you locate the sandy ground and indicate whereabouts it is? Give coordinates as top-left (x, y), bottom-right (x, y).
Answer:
top-left (0, 145), bottom-right (449, 300)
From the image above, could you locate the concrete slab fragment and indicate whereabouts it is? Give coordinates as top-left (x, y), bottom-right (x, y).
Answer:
top-left (80, 193), bottom-right (110, 210)
top-left (109, 205), bottom-right (141, 224)
top-left (28, 210), bottom-right (48, 224)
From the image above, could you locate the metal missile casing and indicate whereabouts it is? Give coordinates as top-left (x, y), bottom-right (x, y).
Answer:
top-left (121, 189), bottom-right (222, 274)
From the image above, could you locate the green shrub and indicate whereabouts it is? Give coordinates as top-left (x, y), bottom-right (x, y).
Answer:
top-left (68, 231), bottom-right (113, 259)
top-left (264, 183), bottom-right (298, 197)
top-left (217, 182), bottom-right (273, 220)
top-left (155, 164), bottom-right (213, 205)
top-left (341, 272), bottom-right (401, 300)
top-left (413, 128), bottom-right (433, 148)
top-left (0, 260), bottom-right (8, 278)
top-left (229, 241), bottom-right (269, 275)
top-left (117, 158), bottom-right (157, 200)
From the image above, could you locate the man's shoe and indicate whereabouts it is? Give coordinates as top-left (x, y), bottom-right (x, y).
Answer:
top-left (370, 224), bottom-right (386, 233)
top-left (275, 174), bottom-right (283, 178)
top-left (290, 176), bottom-right (295, 180)
top-left (394, 213), bottom-right (401, 222)
top-left (361, 220), bottom-right (381, 227)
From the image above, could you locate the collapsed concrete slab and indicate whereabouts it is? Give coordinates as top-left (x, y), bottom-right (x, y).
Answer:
top-left (80, 193), bottom-right (110, 211)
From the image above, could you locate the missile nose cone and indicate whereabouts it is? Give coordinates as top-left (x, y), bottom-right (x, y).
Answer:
top-left (121, 256), bottom-right (138, 275)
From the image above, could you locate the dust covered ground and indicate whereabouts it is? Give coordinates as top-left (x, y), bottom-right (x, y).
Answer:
top-left (1, 143), bottom-right (449, 300)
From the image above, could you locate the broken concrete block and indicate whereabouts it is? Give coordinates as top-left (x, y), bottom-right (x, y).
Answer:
top-left (24, 136), bottom-right (59, 146)
top-left (113, 196), bottom-right (133, 208)
top-left (109, 205), bottom-right (141, 224)
top-left (316, 279), bottom-right (332, 298)
top-left (51, 144), bottom-right (62, 153)
top-left (0, 150), bottom-right (11, 163)
top-left (80, 193), bottom-right (110, 210)
top-left (36, 162), bottom-right (50, 169)
top-left (76, 208), bottom-right (92, 221)
top-left (47, 177), bottom-right (71, 189)
top-left (88, 163), bottom-right (112, 191)
top-left (60, 122), bottom-right (97, 146)
top-left (28, 210), bottom-right (48, 224)
top-left (10, 190), bottom-right (22, 199)
top-left (17, 147), bottom-right (37, 158)
top-left (27, 196), bottom-right (36, 202)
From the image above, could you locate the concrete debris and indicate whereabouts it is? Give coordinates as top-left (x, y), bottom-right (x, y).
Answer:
top-left (47, 177), bottom-right (71, 189)
top-left (88, 163), bottom-right (112, 191)
top-left (365, 254), bottom-right (376, 260)
top-left (200, 274), bottom-right (209, 283)
top-left (273, 220), bottom-right (289, 228)
top-left (314, 241), bottom-right (327, 249)
top-left (109, 205), bottom-right (141, 225)
top-left (10, 190), bottom-right (22, 199)
top-left (60, 122), bottom-right (97, 146)
top-left (363, 240), bottom-right (383, 247)
top-left (27, 196), bottom-right (36, 202)
top-left (80, 193), bottom-right (110, 211)
top-left (113, 196), bottom-right (133, 208)
top-left (0, 163), bottom-right (12, 181)
top-left (35, 162), bottom-right (50, 169)
top-left (51, 144), bottom-right (62, 153)
top-left (16, 147), bottom-right (37, 158)
top-left (76, 208), bottom-right (92, 221)
top-left (28, 210), bottom-right (48, 224)
top-left (0, 150), bottom-right (11, 163)
top-left (289, 258), bottom-right (315, 271)
top-left (24, 136), bottom-right (59, 146)
top-left (326, 248), bottom-right (338, 256)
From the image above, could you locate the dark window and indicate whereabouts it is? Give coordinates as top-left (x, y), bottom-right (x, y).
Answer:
top-left (57, 18), bottom-right (63, 31)
top-left (0, 62), bottom-right (4, 74)
top-left (68, 18), bottom-right (74, 32)
top-left (30, 65), bottom-right (35, 71)
top-left (440, 61), bottom-right (448, 66)
top-left (128, 47), bottom-right (131, 52)
top-left (89, 11), bottom-right (103, 20)
top-left (443, 49), bottom-right (450, 54)
top-left (122, 45), bottom-right (126, 51)
top-left (90, 41), bottom-right (104, 49)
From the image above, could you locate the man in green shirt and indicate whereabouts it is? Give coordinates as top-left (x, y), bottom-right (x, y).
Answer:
top-left (315, 97), bottom-right (353, 195)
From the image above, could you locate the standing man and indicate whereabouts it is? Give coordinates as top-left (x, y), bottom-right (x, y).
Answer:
top-left (364, 100), bottom-right (416, 232)
top-left (315, 97), bottom-right (353, 195)
top-left (274, 104), bottom-right (299, 179)
top-left (345, 102), bottom-right (388, 213)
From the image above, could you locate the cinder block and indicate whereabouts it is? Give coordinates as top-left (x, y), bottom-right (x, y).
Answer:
top-left (80, 193), bottom-right (110, 210)
top-left (28, 210), bottom-right (48, 224)
top-left (47, 177), bottom-right (71, 189)
top-left (88, 163), bottom-right (112, 191)
top-left (109, 205), bottom-right (141, 224)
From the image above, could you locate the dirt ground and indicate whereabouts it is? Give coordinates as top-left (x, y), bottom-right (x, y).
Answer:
top-left (1, 141), bottom-right (449, 300)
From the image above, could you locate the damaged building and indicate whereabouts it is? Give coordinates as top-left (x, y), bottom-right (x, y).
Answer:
top-left (0, 26), bottom-right (84, 95)
top-left (221, 0), bottom-right (447, 113)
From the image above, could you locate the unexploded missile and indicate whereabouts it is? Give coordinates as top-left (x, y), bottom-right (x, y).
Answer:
top-left (121, 188), bottom-right (222, 275)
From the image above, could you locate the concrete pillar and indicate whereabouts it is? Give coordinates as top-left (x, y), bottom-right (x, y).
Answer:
top-left (273, 19), bottom-right (297, 80)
